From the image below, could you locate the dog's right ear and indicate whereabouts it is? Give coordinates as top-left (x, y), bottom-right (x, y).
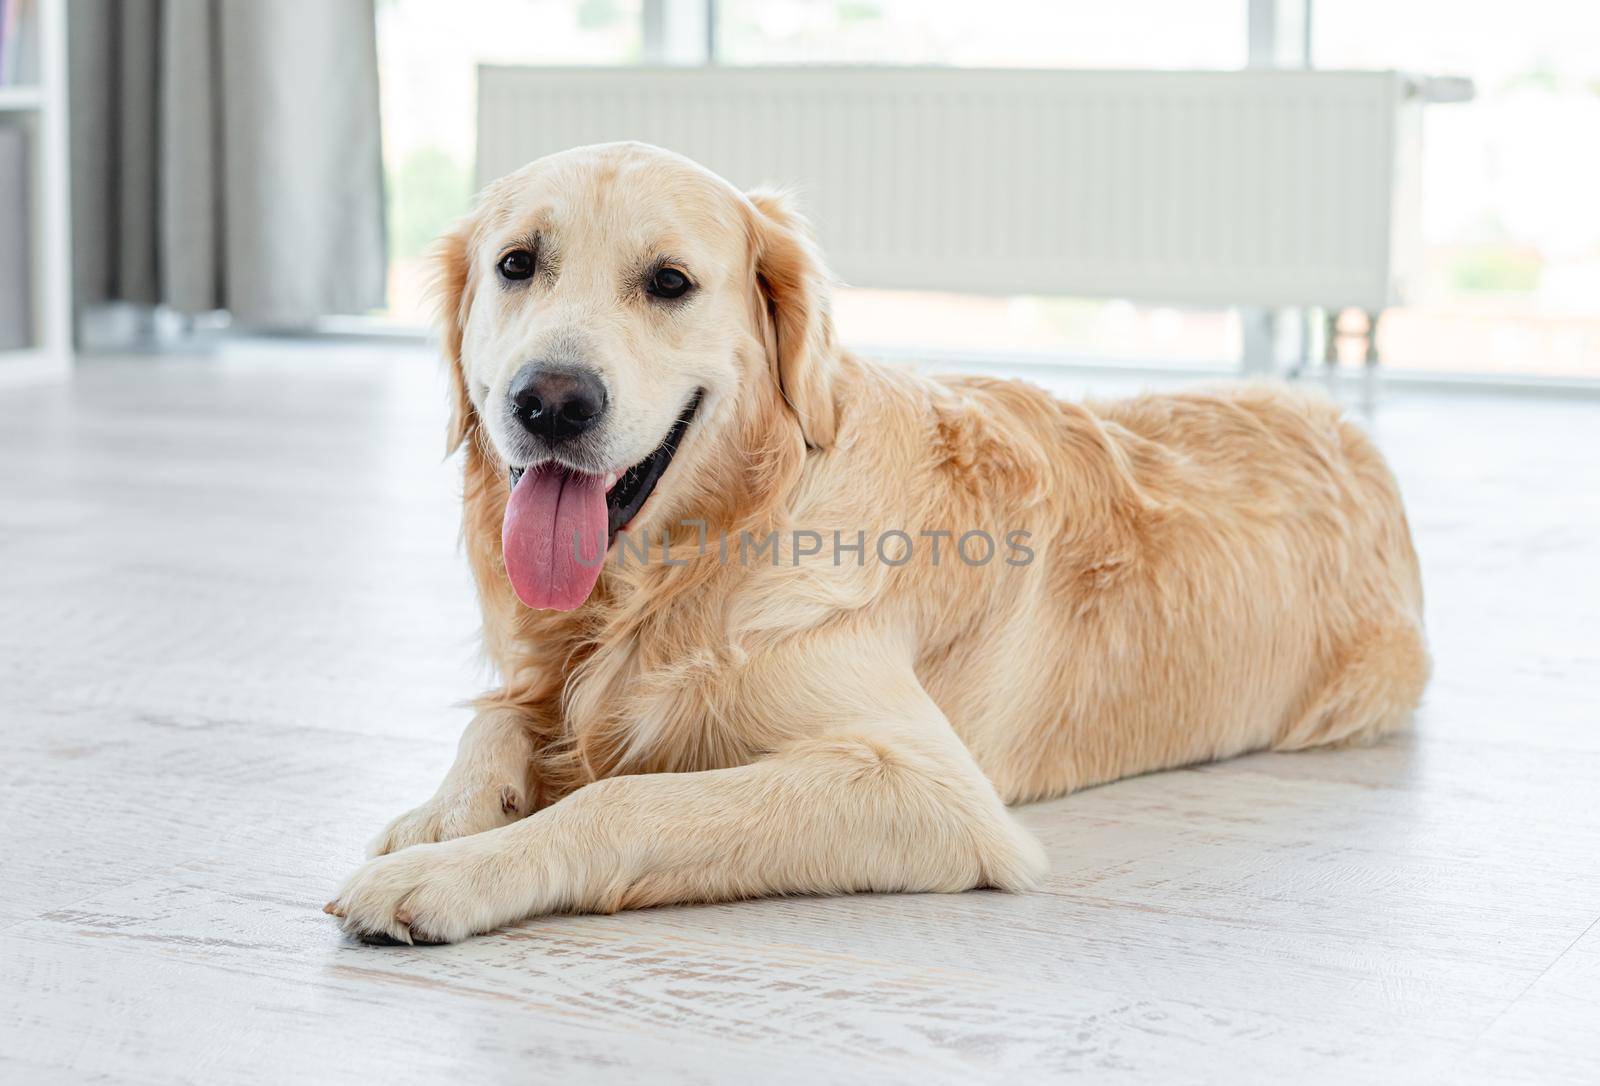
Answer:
top-left (746, 189), bottom-right (840, 450)
top-left (431, 221), bottom-right (477, 455)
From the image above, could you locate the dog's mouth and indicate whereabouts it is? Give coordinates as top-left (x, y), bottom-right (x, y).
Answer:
top-left (502, 391), bottom-right (701, 611)
top-left (508, 391), bottom-right (701, 543)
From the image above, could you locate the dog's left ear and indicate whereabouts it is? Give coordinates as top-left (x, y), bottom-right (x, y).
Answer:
top-left (746, 190), bottom-right (840, 450)
top-left (431, 221), bottom-right (477, 455)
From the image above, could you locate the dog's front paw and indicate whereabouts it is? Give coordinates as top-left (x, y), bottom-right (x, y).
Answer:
top-left (367, 782), bottom-right (525, 857)
top-left (327, 835), bottom-right (532, 945)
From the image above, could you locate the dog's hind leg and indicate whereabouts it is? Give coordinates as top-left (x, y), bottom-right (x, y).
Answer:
top-left (1272, 621), bottom-right (1430, 752)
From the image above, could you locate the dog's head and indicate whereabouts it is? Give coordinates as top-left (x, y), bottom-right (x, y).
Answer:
top-left (433, 142), bottom-right (838, 611)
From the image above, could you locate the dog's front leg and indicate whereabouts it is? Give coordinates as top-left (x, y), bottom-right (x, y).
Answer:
top-left (329, 671), bottom-right (1048, 944)
top-left (367, 705), bottom-right (539, 856)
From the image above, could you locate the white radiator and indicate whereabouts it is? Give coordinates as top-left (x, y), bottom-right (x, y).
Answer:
top-left (476, 67), bottom-right (1426, 312)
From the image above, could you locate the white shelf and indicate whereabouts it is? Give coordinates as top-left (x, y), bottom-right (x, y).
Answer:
top-left (0, 0), bottom-right (71, 384)
top-left (0, 85), bottom-right (46, 111)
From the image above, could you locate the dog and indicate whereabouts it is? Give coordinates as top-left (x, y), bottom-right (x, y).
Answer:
top-left (326, 142), bottom-right (1429, 944)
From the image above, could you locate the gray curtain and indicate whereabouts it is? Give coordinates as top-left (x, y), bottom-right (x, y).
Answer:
top-left (69, 0), bottom-right (387, 328)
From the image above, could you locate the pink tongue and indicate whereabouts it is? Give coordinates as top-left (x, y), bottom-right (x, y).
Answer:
top-left (502, 467), bottom-right (609, 611)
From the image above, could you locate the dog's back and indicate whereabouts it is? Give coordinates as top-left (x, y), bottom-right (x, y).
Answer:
top-left (841, 367), bottom-right (1429, 803)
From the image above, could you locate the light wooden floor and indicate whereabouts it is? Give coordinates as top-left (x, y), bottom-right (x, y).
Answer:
top-left (2, 342), bottom-right (1597, 1084)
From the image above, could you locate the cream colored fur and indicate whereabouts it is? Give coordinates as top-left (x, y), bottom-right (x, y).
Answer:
top-left (328, 143), bottom-right (1429, 944)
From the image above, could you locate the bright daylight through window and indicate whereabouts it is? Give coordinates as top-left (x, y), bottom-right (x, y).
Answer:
top-left (377, 0), bottom-right (1600, 379)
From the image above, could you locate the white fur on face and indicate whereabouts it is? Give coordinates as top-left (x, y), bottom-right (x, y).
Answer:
top-left (457, 145), bottom-right (756, 477)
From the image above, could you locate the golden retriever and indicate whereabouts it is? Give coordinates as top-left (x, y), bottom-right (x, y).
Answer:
top-left (326, 142), bottom-right (1429, 943)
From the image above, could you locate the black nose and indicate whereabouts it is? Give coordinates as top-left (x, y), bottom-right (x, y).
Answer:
top-left (507, 364), bottom-right (608, 442)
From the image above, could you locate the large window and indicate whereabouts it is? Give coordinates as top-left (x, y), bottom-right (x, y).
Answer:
top-left (376, 0), bottom-right (1245, 368)
top-left (714, 1), bottom-right (1246, 366)
top-left (376, 0), bottom-right (1600, 380)
top-left (1315, 0), bottom-right (1600, 377)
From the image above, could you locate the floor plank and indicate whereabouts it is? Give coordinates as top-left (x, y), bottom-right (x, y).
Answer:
top-left (2, 342), bottom-right (1597, 1083)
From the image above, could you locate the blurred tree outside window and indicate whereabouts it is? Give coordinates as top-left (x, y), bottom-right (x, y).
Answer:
top-left (377, 0), bottom-right (1600, 377)
top-left (377, 0), bottom-right (642, 321)
top-left (376, 0), bottom-right (1244, 368)
top-left (1316, 0), bottom-right (1600, 375)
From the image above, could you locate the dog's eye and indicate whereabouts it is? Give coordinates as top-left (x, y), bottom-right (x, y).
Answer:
top-left (647, 266), bottom-right (692, 300)
top-left (497, 250), bottom-right (535, 281)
